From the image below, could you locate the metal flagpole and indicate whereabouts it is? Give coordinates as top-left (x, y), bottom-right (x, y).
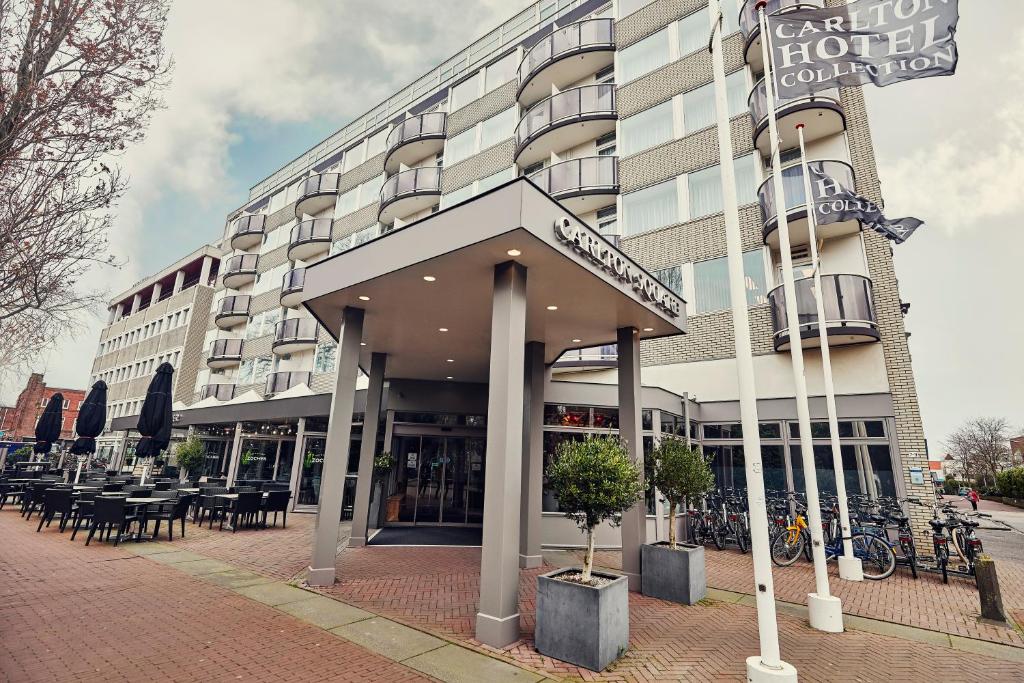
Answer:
top-left (708, 2), bottom-right (795, 680)
top-left (795, 124), bottom-right (863, 582)
top-left (757, 1), bottom-right (842, 632)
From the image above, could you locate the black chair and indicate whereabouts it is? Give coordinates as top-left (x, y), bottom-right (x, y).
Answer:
top-left (222, 491), bottom-right (262, 532)
top-left (85, 497), bottom-right (139, 546)
top-left (36, 488), bottom-right (74, 532)
top-left (261, 490), bottom-right (291, 528)
top-left (23, 482), bottom-right (52, 519)
top-left (125, 487), bottom-right (151, 497)
top-left (196, 487), bottom-right (229, 527)
top-left (151, 490), bottom-right (176, 499)
top-left (0, 482), bottom-right (24, 510)
top-left (230, 486), bottom-right (257, 494)
top-left (154, 481), bottom-right (172, 491)
top-left (102, 482), bottom-right (124, 492)
top-left (146, 494), bottom-right (194, 541)
top-left (70, 492), bottom-right (97, 541)
top-left (261, 482), bottom-right (290, 492)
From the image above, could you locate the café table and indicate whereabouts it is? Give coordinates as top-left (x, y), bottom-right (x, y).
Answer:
top-left (215, 493), bottom-right (268, 531)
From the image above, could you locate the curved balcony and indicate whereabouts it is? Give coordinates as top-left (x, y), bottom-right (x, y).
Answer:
top-left (740, 0), bottom-right (824, 71)
top-left (518, 18), bottom-right (615, 108)
top-left (279, 267), bottom-right (306, 308)
top-left (384, 113), bottom-right (447, 174)
top-left (515, 84), bottom-right (617, 168)
top-left (272, 317), bottom-right (318, 355)
top-left (265, 371), bottom-right (311, 396)
top-left (214, 295), bottom-right (251, 330)
top-left (768, 274), bottom-right (878, 351)
top-left (207, 338), bottom-right (243, 369)
top-left (749, 78), bottom-right (845, 156)
top-left (222, 254), bottom-right (259, 289)
top-left (295, 172), bottom-right (342, 217)
top-left (552, 344), bottom-right (618, 373)
top-left (758, 159), bottom-right (858, 248)
top-left (200, 384), bottom-right (236, 402)
top-left (229, 214), bottom-right (266, 251)
top-left (378, 166), bottom-right (442, 224)
top-left (527, 156), bottom-right (619, 214)
top-left (288, 218), bottom-right (333, 261)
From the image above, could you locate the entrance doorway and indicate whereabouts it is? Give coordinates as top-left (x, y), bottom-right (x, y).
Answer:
top-left (389, 435), bottom-right (485, 526)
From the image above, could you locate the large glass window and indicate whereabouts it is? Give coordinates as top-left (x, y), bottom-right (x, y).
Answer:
top-left (620, 100), bottom-right (674, 157)
top-left (618, 0), bottom-right (655, 18)
top-left (441, 183), bottom-right (474, 208)
top-left (618, 29), bottom-right (671, 83)
top-left (450, 72), bottom-right (481, 110)
top-left (480, 107), bottom-right (516, 150)
top-left (313, 342), bottom-right (336, 373)
top-left (477, 166), bottom-right (515, 193)
top-left (335, 185), bottom-right (359, 217)
top-left (683, 70), bottom-right (747, 134)
top-left (678, 9), bottom-right (708, 58)
top-left (359, 175), bottom-right (384, 208)
top-left (687, 154), bottom-right (758, 219)
top-left (445, 127), bottom-right (476, 165)
top-left (693, 249), bottom-right (767, 313)
top-left (365, 129), bottom-right (388, 159)
top-left (622, 179), bottom-right (678, 235)
top-left (654, 265), bottom-right (683, 296)
top-left (485, 52), bottom-right (517, 92)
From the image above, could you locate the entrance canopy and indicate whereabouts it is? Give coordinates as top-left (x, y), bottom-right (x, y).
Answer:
top-left (301, 178), bottom-right (687, 382)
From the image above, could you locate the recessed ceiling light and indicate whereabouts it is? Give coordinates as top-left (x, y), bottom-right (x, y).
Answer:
top-left (546, 305), bottom-right (558, 311)
top-left (360, 342), bottom-right (366, 346)
top-left (446, 359), bottom-right (454, 363)
top-left (446, 376), bottom-right (453, 380)
top-left (358, 295), bottom-right (370, 301)
top-left (642, 327), bottom-right (654, 332)
top-left (438, 327), bottom-right (448, 332)
top-left (507, 249), bottom-right (521, 257)
top-left (423, 275), bottom-right (436, 282)
top-left (572, 338), bottom-right (581, 343)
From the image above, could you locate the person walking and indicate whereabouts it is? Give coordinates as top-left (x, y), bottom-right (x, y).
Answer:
top-left (967, 488), bottom-right (980, 511)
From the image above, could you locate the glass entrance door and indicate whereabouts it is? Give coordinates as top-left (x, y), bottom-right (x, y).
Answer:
top-left (389, 435), bottom-right (485, 526)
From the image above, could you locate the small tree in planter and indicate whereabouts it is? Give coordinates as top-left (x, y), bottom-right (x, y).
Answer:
top-left (175, 436), bottom-right (206, 482)
top-left (537, 435), bottom-right (643, 671)
top-left (642, 437), bottom-right (715, 604)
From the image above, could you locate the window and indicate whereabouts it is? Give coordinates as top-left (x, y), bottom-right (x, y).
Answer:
top-left (479, 107), bottom-right (515, 150)
top-left (485, 52), bottom-right (517, 92)
top-left (677, 9), bottom-right (708, 58)
top-left (618, 0), bottom-right (655, 18)
top-left (596, 132), bottom-right (617, 156)
top-left (238, 356), bottom-right (273, 386)
top-left (683, 70), bottom-right (747, 133)
top-left (595, 65), bottom-right (615, 84)
top-left (365, 128), bottom-right (388, 158)
top-left (721, 0), bottom-right (740, 34)
top-left (450, 72), bottom-right (481, 110)
top-left (620, 100), bottom-right (673, 156)
top-left (622, 179), bottom-right (678, 235)
top-left (654, 265), bottom-right (683, 296)
top-left (253, 263), bottom-right (288, 296)
top-left (441, 184), bottom-right (473, 209)
top-left (687, 154), bottom-right (758, 219)
top-left (359, 175), bottom-right (385, 209)
top-left (521, 160), bottom-right (545, 176)
top-left (343, 143), bottom-right (364, 173)
top-left (335, 186), bottom-right (359, 217)
top-left (596, 205), bottom-right (618, 236)
top-left (39, 398), bottom-right (48, 407)
top-left (477, 167), bottom-right (515, 194)
top-left (313, 342), bottom-right (337, 373)
top-left (445, 128), bottom-right (476, 166)
top-left (692, 250), bottom-right (767, 313)
top-left (618, 29), bottom-right (670, 83)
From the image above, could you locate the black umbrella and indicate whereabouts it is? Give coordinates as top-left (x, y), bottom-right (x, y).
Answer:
top-left (71, 381), bottom-right (108, 455)
top-left (135, 363), bottom-right (174, 458)
top-left (34, 391), bottom-right (64, 455)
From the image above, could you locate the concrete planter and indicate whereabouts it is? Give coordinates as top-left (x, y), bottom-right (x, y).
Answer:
top-left (641, 542), bottom-right (706, 605)
top-left (535, 567), bottom-right (629, 671)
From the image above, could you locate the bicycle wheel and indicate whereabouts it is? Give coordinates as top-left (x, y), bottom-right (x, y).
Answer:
top-left (902, 541), bottom-right (918, 579)
top-left (771, 531), bottom-right (805, 567)
top-left (688, 517), bottom-right (700, 545)
top-left (936, 545), bottom-right (949, 584)
top-left (713, 523), bottom-right (727, 550)
top-left (802, 531), bottom-right (814, 562)
top-left (853, 534), bottom-right (896, 580)
top-left (736, 519), bottom-right (749, 554)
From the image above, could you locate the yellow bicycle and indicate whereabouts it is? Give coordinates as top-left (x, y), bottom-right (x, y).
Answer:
top-left (770, 504), bottom-right (813, 566)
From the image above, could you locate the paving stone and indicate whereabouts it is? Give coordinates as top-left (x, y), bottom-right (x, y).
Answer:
top-left (331, 618), bottom-right (445, 662)
top-left (199, 568), bottom-right (278, 589)
top-left (143, 550), bottom-right (206, 564)
top-left (277, 594), bottom-right (373, 629)
top-left (235, 581), bottom-right (318, 607)
top-left (404, 644), bottom-right (543, 683)
top-left (126, 542), bottom-right (178, 556)
top-left (951, 635), bottom-right (1024, 662)
top-left (172, 558), bottom-right (235, 576)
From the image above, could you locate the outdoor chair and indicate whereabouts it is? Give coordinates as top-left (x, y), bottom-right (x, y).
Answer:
top-left (221, 491), bottom-right (262, 532)
top-left (145, 494), bottom-right (194, 541)
top-left (154, 481), bottom-right (172, 491)
top-left (261, 482), bottom-right (289, 492)
top-left (196, 487), bottom-right (229, 528)
top-left (23, 482), bottom-right (52, 519)
top-left (151, 490), bottom-right (176, 499)
top-left (231, 486), bottom-right (257, 494)
top-left (0, 482), bottom-right (24, 511)
top-left (69, 492), bottom-right (97, 541)
top-left (260, 490), bottom-right (291, 528)
top-left (125, 487), bottom-right (151, 497)
top-left (36, 488), bottom-right (75, 533)
top-left (85, 497), bottom-right (139, 546)
top-left (102, 483), bottom-right (124, 492)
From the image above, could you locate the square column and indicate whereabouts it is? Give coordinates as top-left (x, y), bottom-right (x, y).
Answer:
top-left (349, 352), bottom-right (387, 547)
top-left (173, 270), bottom-right (185, 295)
top-left (476, 261), bottom-right (527, 648)
top-left (199, 256), bottom-right (214, 286)
top-left (617, 326), bottom-right (645, 591)
top-left (130, 294), bottom-right (141, 315)
top-left (226, 422), bottom-right (243, 487)
top-left (308, 306), bottom-right (364, 586)
top-left (288, 417), bottom-right (307, 512)
top-left (519, 341), bottom-right (545, 568)
top-left (152, 282), bottom-right (162, 302)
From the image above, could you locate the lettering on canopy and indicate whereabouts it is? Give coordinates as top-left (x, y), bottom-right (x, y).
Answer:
top-left (554, 217), bottom-right (682, 318)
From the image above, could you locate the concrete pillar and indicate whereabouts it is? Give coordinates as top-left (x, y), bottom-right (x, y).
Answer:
top-left (199, 256), bottom-right (213, 287)
top-left (152, 282), bottom-right (162, 302)
top-left (519, 341), bottom-right (544, 569)
top-left (114, 303), bottom-right (124, 322)
top-left (476, 262), bottom-right (527, 648)
top-left (349, 352), bottom-right (387, 547)
top-left (288, 417), bottom-right (307, 512)
top-left (173, 270), bottom-right (185, 295)
top-left (130, 294), bottom-right (141, 315)
top-left (617, 326), bottom-right (645, 591)
top-left (308, 306), bottom-right (364, 586)
top-left (225, 422), bottom-right (243, 487)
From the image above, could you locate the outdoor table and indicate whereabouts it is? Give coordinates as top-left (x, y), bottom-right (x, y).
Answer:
top-left (124, 498), bottom-right (172, 542)
top-left (72, 485), bottom-right (100, 491)
top-left (178, 488), bottom-right (201, 494)
top-left (215, 493), bottom-right (268, 531)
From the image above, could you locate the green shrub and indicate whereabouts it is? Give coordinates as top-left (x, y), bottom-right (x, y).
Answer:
top-left (649, 436), bottom-right (715, 549)
top-left (174, 436), bottom-right (205, 478)
top-left (546, 435), bottom-right (644, 582)
top-left (942, 477), bottom-right (959, 495)
top-left (996, 467), bottom-right (1024, 499)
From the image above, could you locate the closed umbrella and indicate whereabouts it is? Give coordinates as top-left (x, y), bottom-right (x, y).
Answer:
top-left (135, 363), bottom-right (174, 461)
top-left (34, 391), bottom-right (64, 459)
top-left (71, 381), bottom-right (107, 481)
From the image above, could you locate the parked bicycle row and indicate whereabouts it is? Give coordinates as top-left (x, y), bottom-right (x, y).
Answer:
top-left (684, 488), bottom-right (990, 586)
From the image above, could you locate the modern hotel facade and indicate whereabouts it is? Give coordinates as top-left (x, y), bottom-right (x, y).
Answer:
top-left (101, 0), bottom-right (932, 545)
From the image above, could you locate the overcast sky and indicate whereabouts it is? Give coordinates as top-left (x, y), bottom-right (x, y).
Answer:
top-left (6, 1), bottom-right (1021, 454)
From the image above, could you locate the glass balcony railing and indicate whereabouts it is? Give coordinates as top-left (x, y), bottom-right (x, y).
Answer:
top-left (230, 214), bottom-right (266, 249)
top-left (274, 317), bottom-right (318, 346)
top-left (289, 218), bottom-right (333, 258)
top-left (518, 18), bottom-right (614, 93)
top-left (280, 267), bottom-right (306, 307)
top-left (386, 113), bottom-right (447, 157)
top-left (208, 338), bottom-right (243, 366)
top-left (265, 371), bottom-right (311, 395)
top-left (757, 159), bottom-right (855, 229)
top-left (379, 166), bottom-right (442, 215)
top-left (200, 384), bottom-right (236, 402)
top-left (739, 0), bottom-right (824, 41)
top-left (528, 156), bottom-right (619, 199)
top-left (215, 295), bottom-right (250, 327)
top-left (748, 77), bottom-right (842, 130)
top-left (222, 254), bottom-right (258, 287)
top-left (295, 172), bottom-right (342, 216)
top-left (768, 274), bottom-right (877, 349)
top-left (515, 84), bottom-right (616, 155)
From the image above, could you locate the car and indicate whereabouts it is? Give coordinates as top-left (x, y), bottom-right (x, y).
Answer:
top-left (958, 486), bottom-right (970, 496)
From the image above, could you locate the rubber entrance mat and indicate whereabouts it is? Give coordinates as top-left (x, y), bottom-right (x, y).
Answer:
top-left (368, 526), bottom-right (483, 546)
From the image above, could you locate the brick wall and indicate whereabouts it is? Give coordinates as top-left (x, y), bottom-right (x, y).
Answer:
top-left (6, 373), bottom-right (86, 443)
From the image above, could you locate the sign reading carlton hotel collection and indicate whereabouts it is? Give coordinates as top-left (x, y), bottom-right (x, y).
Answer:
top-left (554, 217), bottom-right (683, 318)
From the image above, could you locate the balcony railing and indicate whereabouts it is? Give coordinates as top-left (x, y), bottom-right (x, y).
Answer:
top-left (273, 317), bottom-right (317, 346)
top-left (207, 338), bottom-right (243, 367)
top-left (739, 0), bottom-right (824, 41)
top-left (515, 84), bottom-right (616, 159)
top-left (288, 218), bottom-right (333, 260)
top-left (230, 214), bottom-right (266, 250)
top-left (265, 371), bottom-right (312, 395)
top-left (384, 113), bottom-right (447, 172)
top-left (378, 166), bottom-right (442, 221)
top-left (215, 295), bottom-right (251, 328)
top-left (768, 274), bottom-right (878, 350)
top-left (757, 159), bottom-right (855, 230)
top-left (222, 254), bottom-right (258, 288)
top-left (200, 384), bottom-right (236, 402)
top-left (518, 18), bottom-right (614, 102)
top-left (295, 172), bottom-right (342, 216)
top-left (528, 156), bottom-right (618, 200)
top-left (280, 267), bottom-right (306, 307)
top-left (749, 78), bottom-right (843, 131)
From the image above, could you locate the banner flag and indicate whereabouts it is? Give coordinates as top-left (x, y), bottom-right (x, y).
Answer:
top-left (808, 163), bottom-right (922, 244)
top-left (767, 0), bottom-right (959, 99)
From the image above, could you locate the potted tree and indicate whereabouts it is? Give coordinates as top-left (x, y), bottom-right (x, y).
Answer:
top-left (536, 435), bottom-right (644, 671)
top-left (643, 436), bottom-right (715, 604)
top-left (174, 436), bottom-right (206, 483)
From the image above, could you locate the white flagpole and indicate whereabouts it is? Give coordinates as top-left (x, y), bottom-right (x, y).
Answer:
top-left (74, 457), bottom-right (84, 484)
top-left (708, 3), bottom-right (795, 680)
top-left (758, 3), bottom-right (843, 632)
top-left (796, 125), bottom-right (864, 582)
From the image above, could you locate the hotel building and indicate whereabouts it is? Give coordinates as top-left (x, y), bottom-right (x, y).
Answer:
top-left (100, 0), bottom-right (931, 555)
